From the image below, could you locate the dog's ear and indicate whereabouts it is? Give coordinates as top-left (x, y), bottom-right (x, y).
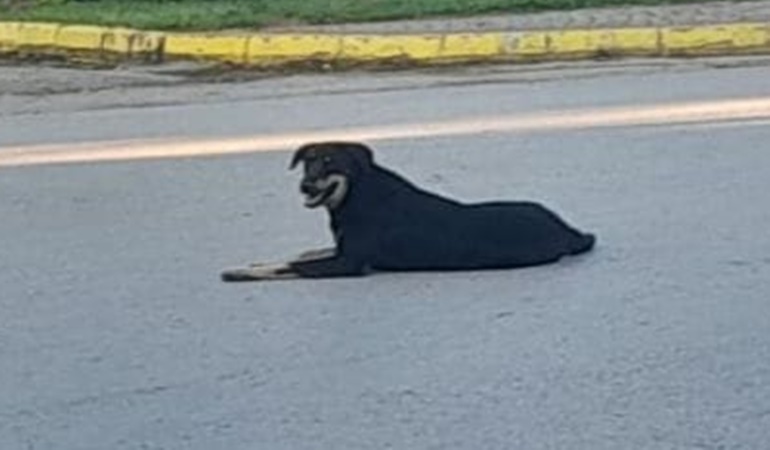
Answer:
top-left (289, 144), bottom-right (313, 170)
top-left (341, 142), bottom-right (375, 171)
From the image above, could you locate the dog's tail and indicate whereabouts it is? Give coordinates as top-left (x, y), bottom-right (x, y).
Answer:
top-left (569, 232), bottom-right (596, 255)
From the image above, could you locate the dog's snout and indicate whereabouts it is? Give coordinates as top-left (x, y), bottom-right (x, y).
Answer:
top-left (300, 180), bottom-right (319, 195)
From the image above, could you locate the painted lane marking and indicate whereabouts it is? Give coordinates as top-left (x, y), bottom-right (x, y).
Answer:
top-left (2, 96), bottom-right (770, 168)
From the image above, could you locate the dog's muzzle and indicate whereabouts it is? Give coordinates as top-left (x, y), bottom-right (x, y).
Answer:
top-left (301, 174), bottom-right (349, 209)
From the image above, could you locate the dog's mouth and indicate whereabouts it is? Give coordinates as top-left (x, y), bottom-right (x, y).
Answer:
top-left (302, 174), bottom-right (349, 209)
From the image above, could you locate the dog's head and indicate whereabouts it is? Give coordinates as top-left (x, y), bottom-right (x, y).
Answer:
top-left (289, 141), bottom-right (375, 209)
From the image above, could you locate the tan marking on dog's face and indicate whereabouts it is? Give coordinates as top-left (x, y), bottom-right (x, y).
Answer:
top-left (303, 174), bottom-right (349, 209)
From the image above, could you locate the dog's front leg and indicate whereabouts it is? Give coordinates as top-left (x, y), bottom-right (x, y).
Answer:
top-left (289, 255), bottom-right (366, 278)
top-left (221, 254), bottom-right (364, 282)
top-left (297, 247), bottom-right (337, 261)
top-left (221, 263), bottom-right (299, 282)
top-left (247, 247), bottom-right (335, 268)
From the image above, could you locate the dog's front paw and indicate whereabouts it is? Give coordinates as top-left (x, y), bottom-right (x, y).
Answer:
top-left (221, 267), bottom-right (260, 282)
top-left (220, 264), bottom-right (297, 282)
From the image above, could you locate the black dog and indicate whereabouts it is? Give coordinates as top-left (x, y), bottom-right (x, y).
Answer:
top-left (221, 142), bottom-right (595, 281)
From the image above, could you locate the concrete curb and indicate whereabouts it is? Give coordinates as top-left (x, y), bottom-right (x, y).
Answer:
top-left (1, 21), bottom-right (769, 66)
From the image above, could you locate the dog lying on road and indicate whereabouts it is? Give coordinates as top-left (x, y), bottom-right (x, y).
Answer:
top-left (221, 141), bottom-right (595, 282)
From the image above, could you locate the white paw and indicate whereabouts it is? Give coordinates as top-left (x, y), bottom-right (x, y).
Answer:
top-left (221, 264), bottom-right (296, 282)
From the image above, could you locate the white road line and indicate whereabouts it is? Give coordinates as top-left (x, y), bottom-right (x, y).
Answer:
top-left (2, 97), bottom-right (770, 168)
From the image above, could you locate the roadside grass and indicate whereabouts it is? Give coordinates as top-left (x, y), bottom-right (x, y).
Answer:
top-left (0, 0), bottom-right (739, 30)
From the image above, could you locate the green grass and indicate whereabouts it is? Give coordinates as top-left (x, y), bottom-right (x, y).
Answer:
top-left (0, 0), bottom-right (732, 31)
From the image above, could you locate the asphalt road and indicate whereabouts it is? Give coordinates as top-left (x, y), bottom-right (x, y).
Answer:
top-left (1, 59), bottom-right (769, 450)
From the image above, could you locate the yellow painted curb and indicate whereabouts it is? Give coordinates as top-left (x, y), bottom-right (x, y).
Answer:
top-left (165, 34), bottom-right (249, 64)
top-left (1, 21), bottom-right (769, 66)
top-left (0, 22), bottom-right (164, 60)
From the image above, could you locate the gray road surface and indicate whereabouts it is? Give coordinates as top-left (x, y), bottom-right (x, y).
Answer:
top-left (1, 60), bottom-right (770, 450)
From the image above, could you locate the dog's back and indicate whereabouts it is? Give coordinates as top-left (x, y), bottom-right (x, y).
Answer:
top-left (359, 176), bottom-right (594, 271)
